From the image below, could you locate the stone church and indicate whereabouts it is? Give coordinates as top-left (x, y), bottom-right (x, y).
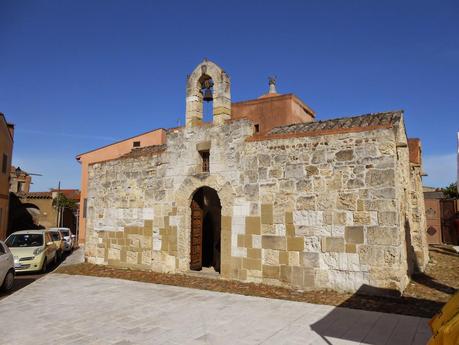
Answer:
top-left (85, 60), bottom-right (428, 294)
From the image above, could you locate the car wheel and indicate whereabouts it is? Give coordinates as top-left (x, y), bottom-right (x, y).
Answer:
top-left (1, 270), bottom-right (14, 292)
top-left (41, 258), bottom-right (47, 274)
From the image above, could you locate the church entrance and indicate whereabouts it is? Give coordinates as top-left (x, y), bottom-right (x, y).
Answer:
top-left (190, 187), bottom-right (221, 273)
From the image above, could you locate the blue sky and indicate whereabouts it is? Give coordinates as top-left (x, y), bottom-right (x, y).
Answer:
top-left (1, 0), bottom-right (458, 191)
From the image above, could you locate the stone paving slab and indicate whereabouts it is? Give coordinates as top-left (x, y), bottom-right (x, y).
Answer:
top-left (0, 274), bottom-right (431, 345)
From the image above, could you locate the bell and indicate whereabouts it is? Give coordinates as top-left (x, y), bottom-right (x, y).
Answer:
top-left (202, 88), bottom-right (213, 102)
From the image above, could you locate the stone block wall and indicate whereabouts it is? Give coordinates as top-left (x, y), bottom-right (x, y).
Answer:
top-left (85, 116), bottom-right (426, 294)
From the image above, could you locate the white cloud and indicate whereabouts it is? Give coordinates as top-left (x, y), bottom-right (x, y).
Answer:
top-left (422, 153), bottom-right (457, 188)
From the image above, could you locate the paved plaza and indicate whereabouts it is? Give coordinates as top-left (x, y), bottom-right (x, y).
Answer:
top-left (0, 274), bottom-right (431, 345)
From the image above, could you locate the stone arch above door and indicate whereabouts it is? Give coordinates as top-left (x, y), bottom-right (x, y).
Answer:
top-left (174, 174), bottom-right (235, 276)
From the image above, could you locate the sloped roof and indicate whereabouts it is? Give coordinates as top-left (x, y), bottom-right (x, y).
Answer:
top-left (19, 192), bottom-right (52, 199)
top-left (120, 144), bottom-right (167, 159)
top-left (269, 111), bottom-right (402, 135)
top-left (51, 189), bottom-right (81, 201)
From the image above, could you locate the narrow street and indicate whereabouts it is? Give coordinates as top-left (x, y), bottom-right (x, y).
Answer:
top-left (0, 248), bottom-right (83, 301)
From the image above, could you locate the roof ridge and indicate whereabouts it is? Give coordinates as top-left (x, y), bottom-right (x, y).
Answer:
top-left (269, 110), bottom-right (403, 135)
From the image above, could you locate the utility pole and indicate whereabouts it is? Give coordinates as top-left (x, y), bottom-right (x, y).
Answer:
top-left (55, 181), bottom-right (60, 227)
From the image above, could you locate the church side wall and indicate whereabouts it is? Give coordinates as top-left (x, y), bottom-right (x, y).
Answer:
top-left (85, 119), bottom-right (413, 294)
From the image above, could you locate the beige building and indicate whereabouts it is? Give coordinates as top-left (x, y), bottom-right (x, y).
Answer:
top-left (17, 189), bottom-right (80, 233)
top-left (83, 60), bottom-right (428, 294)
top-left (0, 113), bottom-right (14, 240)
top-left (9, 166), bottom-right (32, 194)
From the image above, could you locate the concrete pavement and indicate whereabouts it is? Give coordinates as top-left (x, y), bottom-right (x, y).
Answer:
top-left (0, 273), bottom-right (431, 345)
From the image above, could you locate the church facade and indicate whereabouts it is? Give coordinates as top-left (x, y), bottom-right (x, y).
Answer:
top-left (84, 60), bottom-right (428, 293)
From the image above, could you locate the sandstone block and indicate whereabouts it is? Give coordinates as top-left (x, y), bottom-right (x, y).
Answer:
top-left (322, 237), bottom-right (345, 252)
top-left (346, 243), bottom-right (357, 253)
top-left (344, 226), bottom-right (364, 244)
top-left (285, 164), bottom-right (304, 179)
top-left (287, 237), bottom-right (305, 251)
top-left (262, 235), bottom-right (286, 250)
top-left (279, 251), bottom-right (289, 265)
top-left (262, 265), bottom-right (280, 279)
top-left (242, 258), bottom-right (261, 271)
top-left (300, 252), bottom-right (319, 268)
top-left (221, 216), bottom-right (231, 231)
top-left (378, 212), bottom-right (397, 226)
top-left (365, 169), bottom-right (395, 187)
top-left (367, 226), bottom-right (400, 246)
top-left (336, 192), bottom-right (358, 210)
top-left (296, 196), bottom-right (316, 210)
top-left (303, 268), bottom-right (315, 288)
top-left (353, 212), bottom-right (371, 225)
top-left (247, 248), bottom-right (261, 259)
top-left (245, 216), bottom-right (261, 234)
top-left (261, 204), bottom-right (273, 224)
top-left (305, 166), bottom-right (319, 176)
top-left (335, 149), bottom-right (354, 161)
top-left (291, 266), bottom-right (304, 287)
top-left (280, 265), bottom-right (292, 282)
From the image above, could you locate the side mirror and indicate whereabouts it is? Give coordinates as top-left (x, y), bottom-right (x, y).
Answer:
top-left (71, 235), bottom-right (76, 239)
top-left (46, 241), bottom-right (54, 246)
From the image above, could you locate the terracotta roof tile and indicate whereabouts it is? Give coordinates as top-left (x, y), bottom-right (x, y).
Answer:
top-left (120, 144), bottom-right (167, 159)
top-left (269, 111), bottom-right (402, 135)
top-left (19, 192), bottom-right (52, 199)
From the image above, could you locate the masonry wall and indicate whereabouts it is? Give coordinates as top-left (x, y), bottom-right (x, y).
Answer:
top-left (85, 118), bottom-right (424, 293)
top-left (0, 117), bottom-right (13, 240)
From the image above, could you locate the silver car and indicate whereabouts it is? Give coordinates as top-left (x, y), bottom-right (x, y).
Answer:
top-left (50, 228), bottom-right (75, 253)
top-left (0, 240), bottom-right (15, 291)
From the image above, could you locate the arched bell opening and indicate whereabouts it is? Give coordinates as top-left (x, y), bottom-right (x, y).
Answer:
top-left (190, 186), bottom-right (221, 273)
top-left (198, 74), bottom-right (214, 123)
top-left (185, 60), bottom-right (231, 127)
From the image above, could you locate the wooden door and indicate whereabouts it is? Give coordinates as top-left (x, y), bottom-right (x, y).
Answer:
top-left (441, 199), bottom-right (457, 244)
top-left (425, 198), bottom-right (442, 244)
top-left (190, 200), bottom-right (203, 270)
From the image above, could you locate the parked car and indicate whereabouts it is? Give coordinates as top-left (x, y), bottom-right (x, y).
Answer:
top-left (50, 227), bottom-right (75, 253)
top-left (5, 230), bottom-right (57, 273)
top-left (48, 229), bottom-right (65, 261)
top-left (0, 240), bottom-right (14, 291)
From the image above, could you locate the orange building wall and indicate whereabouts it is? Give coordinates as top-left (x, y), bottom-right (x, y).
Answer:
top-left (231, 93), bottom-right (315, 134)
top-left (408, 138), bottom-right (422, 165)
top-left (76, 128), bottom-right (166, 244)
top-left (0, 114), bottom-right (13, 240)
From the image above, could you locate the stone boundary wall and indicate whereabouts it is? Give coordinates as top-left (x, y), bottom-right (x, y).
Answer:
top-left (85, 117), bottom-right (426, 294)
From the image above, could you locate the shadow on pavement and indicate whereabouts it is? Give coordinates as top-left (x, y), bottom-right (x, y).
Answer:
top-left (310, 285), bottom-right (435, 344)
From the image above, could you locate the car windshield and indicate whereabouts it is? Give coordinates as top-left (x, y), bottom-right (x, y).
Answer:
top-left (60, 230), bottom-right (70, 236)
top-left (51, 232), bottom-right (61, 241)
top-left (5, 234), bottom-right (43, 247)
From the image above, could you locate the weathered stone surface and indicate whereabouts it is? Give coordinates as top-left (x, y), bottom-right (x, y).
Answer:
top-left (336, 192), bottom-right (358, 210)
top-left (365, 169), bottom-right (395, 187)
top-left (85, 101), bottom-right (426, 295)
top-left (335, 149), bottom-right (354, 161)
top-left (345, 226), bottom-right (364, 244)
top-left (367, 226), bottom-right (400, 246)
top-left (296, 196), bottom-right (316, 210)
top-left (285, 164), bottom-right (304, 179)
top-left (322, 237), bottom-right (345, 252)
top-left (262, 236), bottom-right (286, 250)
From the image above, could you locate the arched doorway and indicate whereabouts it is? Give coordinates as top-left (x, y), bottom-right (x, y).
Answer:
top-left (190, 187), bottom-right (221, 273)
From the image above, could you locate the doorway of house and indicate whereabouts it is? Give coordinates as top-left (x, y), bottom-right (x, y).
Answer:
top-left (190, 187), bottom-right (221, 273)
